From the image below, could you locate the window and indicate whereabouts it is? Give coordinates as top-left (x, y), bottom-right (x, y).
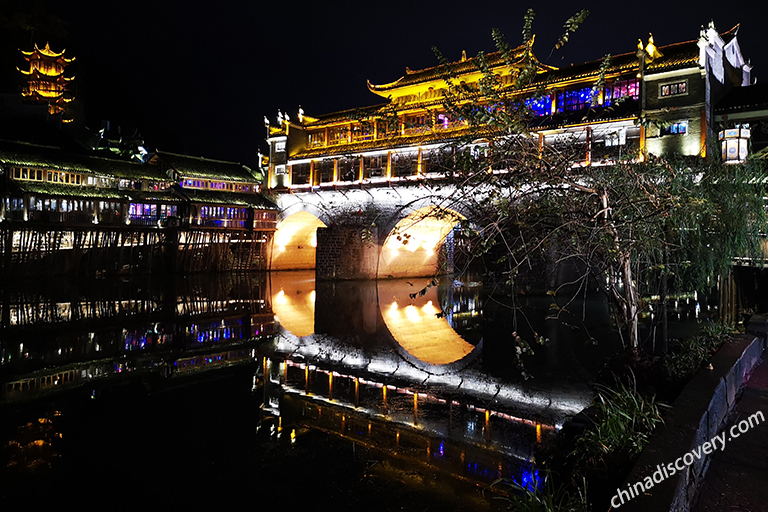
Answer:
top-left (526, 95), bottom-right (552, 116)
top-left (403, 114), bottom-right (429, 134)
top-left (603, 79), bottom-right (640, 106)
top-left (659, 80), bottom-right (688, 98)
top-left (661, 121), bottom-right (687, 135)
top-left (328, 126), bottom-right (348, 145)
top-left (291, 163), bottom-right (311, 185)
top-left (308, 131), bottom-right (325, 147)
top-left (557, 87), bottom-right (594, 112)
top-left (351, 123), bottom-right (373, 142)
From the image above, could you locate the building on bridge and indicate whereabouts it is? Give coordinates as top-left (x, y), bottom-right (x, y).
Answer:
top-left (265, 22), bottom-right (753, 191)
top-left (260, 22), bottom-right (762, 278)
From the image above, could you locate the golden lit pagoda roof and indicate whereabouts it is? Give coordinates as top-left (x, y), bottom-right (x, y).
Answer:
top-left (21, 42), bottom-right (75, 63)
top-left (21, 89), bottom-right (66, 100)
top-left (367, 39), bottom-right (554, 97)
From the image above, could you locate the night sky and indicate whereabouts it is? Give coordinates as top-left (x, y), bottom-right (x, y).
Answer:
top-left (2, 1), bottom-right (767, 168)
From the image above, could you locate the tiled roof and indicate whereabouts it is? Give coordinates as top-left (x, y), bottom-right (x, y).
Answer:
top-left (126, 190), bottom-right (185, 203)
top-left (154, 151), bottom-right (261, 183)
top-left (0, 140), bottom-right (170, 181)
top-left (173, 187), bottom-right (278, 209)
top-left (368, 42), bottom-right (536, 92)
top-left (8, 180), bottom-right (125, 199)
top-left (0, 140), bottom-right (90, 172)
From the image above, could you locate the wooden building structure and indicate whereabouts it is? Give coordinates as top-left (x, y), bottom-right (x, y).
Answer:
top-left (265, 23), bottom-right (754, 190)
top-left (0, 140), bottom-right (278, 276)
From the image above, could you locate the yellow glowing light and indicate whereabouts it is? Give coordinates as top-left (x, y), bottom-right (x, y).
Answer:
top-left (536, 423), bottom-right (542, 443)
top-left (388, 302), bottom-right (400, 319)
top-left (275, 289), bottom-right (287, 305)
top-left (422, 300), bottom-right (437, 315)
top-left (278, 245), bottom-right (286, 252)
top-left (405, 241), bottom-right (419, 253)
top-left (310, 235), bottom-right (317, 248)
top-left (309, 290), bottom-right (316, 303)
top-left (386, 237), bottom-right (402, 250)
top-left (405, 305), bottom-right (420, 322)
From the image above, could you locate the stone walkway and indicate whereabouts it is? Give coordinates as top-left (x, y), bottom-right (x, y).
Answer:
top-left (693, 350), bottom-right (768, 512)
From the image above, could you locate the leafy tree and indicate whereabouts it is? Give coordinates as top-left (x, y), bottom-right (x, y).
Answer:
top-left (427, 11), bottom-right (768, 351)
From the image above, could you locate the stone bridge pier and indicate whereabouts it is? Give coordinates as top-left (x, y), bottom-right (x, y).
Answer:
top-left (270, 184), bottom-right (469, 279)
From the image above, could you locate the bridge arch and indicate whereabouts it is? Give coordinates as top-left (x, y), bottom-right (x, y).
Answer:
top-left (377, 204), bottom-right (465, 278)
top-left (270, 210), bottom-right (327, 270)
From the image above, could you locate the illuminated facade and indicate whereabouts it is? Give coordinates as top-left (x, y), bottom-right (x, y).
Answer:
top-left (266, 22), bottom-right (753, 190)
top-left (19, 43), bottom-right (75, 119)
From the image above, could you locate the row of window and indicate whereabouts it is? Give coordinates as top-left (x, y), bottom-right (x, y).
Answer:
top-left (9, 168), bottom-right (254, 194)
top-left (129, 203), bottom-right (178, 218)
top-left (181, 179), bottom-right (253, 192)
top-left (307, 79), bottom-right (643, 146)
top-left (199, 206), bottom-right (248, 220)
top-left (290, 126), bottom-right (652, 185)
top-left (12, 167), bottom-right (83, 185)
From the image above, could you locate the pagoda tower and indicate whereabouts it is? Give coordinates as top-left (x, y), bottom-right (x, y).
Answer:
top-left (18, 42), bottom-right (75, 120)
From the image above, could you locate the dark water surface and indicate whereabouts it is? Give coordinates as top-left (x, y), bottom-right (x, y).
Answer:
top-left (0, 271), bottom-right (713, 510)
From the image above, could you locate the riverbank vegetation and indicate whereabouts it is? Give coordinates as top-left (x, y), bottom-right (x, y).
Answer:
top-left (426, 9), bottom-right (764, 510)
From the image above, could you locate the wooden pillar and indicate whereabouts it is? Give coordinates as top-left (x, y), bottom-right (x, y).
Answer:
top-left (333, 159), bottom-right (339, 183)
top-left (700, 107), bottom-right (708, 159)
top-left (309, 160), bottom-right (315, 186)
top-left (538, 132), bottom-right (544, 162)
top-left (417, 147), bottom-right (423, 176)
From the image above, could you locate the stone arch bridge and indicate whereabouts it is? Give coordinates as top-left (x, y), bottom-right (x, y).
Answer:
top-left (269, 182), bottom-right (476, 279)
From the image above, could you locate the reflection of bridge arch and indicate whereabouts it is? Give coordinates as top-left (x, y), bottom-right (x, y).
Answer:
top-left (270, 211), bottom-right (326, 270)
top-left (269, 270), bottom-right (316, 337)
top-left (378, 205), bottom-right (464, 278)
top-left (377, 279), bottom-right (481, 368)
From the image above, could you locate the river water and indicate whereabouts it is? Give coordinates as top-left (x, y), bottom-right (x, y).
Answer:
top-left (0, 271), bottom-right (713, 510)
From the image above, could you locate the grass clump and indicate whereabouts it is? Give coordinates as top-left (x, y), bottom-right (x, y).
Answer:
top-left (663, 322), bottom-right (735, 380)
top-left (490, 474), bottom-right (589, 512)
top-left (570, 378), bottom-right (666, 472)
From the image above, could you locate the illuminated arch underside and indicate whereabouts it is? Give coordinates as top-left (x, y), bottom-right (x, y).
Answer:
top-left (271, 211), bottom-right (326, 270)
top-left (378, 205), bottom-right (463, 278)
top-left (378, 280), bottom-right (475, 365)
